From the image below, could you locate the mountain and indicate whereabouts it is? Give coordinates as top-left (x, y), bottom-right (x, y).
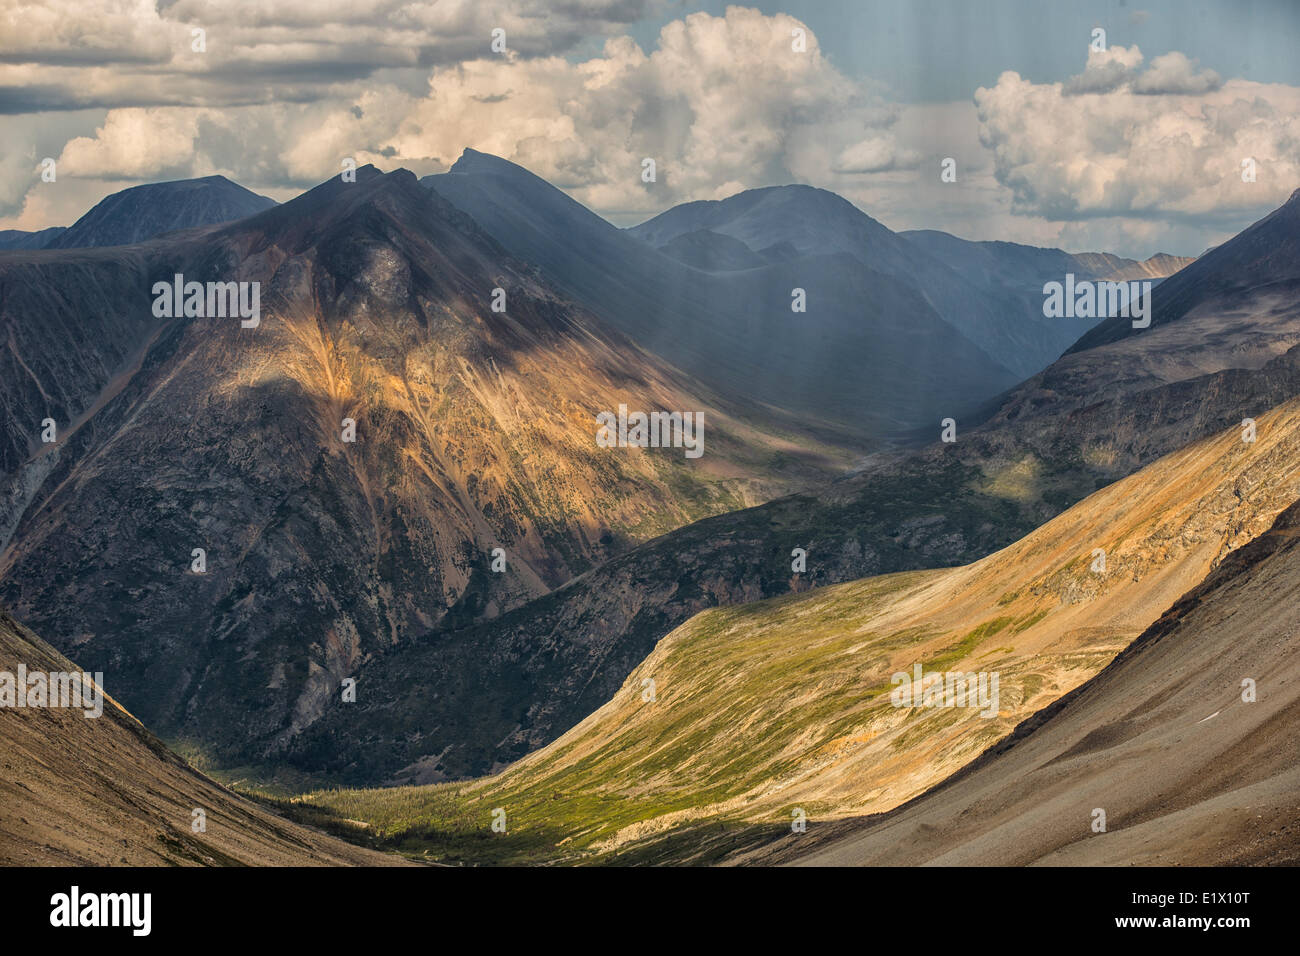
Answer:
top-left (761, 495), bottom-right (1300, 866)
top-left (628, 185), bottom-right (1118, 380)
top-left (900, 231), bottom-right (1192, 292)
top-left (1071, 251), bottom-right (1195, 281)
top-left (0, 165), bottom-right (851, 775)
top-left (287, 397), bottom-right (1300, 863)
top-left (0, 177), bottom-right (275, 253)
top-left (0, 608), bottom-right (403, 865)
top-left (1069, 189), bottom-right (1300, 355)
top-left (44, 175), bottom-right (276, 249)
top-left (3, 159), bottom-right (1296, 796)
top-left (630, 185), bottom-right (920, 263)
top-left (0, 227), bottom-right (66, 250)
top-left (656, 229), bottom-right (769, 271)
top-left (425, 150), bottom-right (1020, 434)
top-left (284, 185), bottom-right (1300, 786)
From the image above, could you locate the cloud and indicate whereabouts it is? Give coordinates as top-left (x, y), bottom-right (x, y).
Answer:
top-left (976, 47), bottom-right (1300, 222)
top-left (1062, 45), bottom-right (1221, 97)
top-left (1132, 51), bottom-right (1222, 95)
top-left (57, 108), bottom-right (201, 179)
top-left (833, 135), bottom-right (921, 174)
top-left (28, 9), bottom-right (912, 220)
top-left (0, 0), bottom-right (177, 66)
top-left (1062, 44), bottom-right (1144, 95)
top-left (0, 0), bottom-right (666, 111)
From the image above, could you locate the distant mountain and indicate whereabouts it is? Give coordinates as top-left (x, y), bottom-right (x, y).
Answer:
top-left (425, 150), bottom-right (1019, 435)
top-left (629, 185), bottom-right (1112, 379)
top-left (1070, 188), bottom-right (1300, 354)
top-left (900, 231), bottom-right (1191, 291)
top-left (631, 185), bottom-right (918, 265)
top-left (1071, 250), bottom-right (1195, 281)
top-left (0, 165), bottom-right (852, 774)
top-left (657, 228), bottom-right (768, 270)
top-left (0, 608), bottom-right (403, 865)
top-left (0, 226), bottom-right (66, 250)
top-left (44, 175), bottom-right (276, 249)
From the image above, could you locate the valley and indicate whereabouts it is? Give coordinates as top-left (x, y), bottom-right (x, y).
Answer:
top-left (280, 396), bottom-right (1300, 863)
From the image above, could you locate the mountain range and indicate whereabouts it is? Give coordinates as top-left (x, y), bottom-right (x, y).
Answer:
top-left (0, 163), bottom-right (856, 773)
top-left (629, 187), bottom-right (1192, 381)
top-left (7, 149), bottom-right (1295, 869)
top-left (426, 150), bottom-right (1192, 431)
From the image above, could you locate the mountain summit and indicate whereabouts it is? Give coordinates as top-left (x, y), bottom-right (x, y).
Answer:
top-left (45, 174), bottom-right (276, 249)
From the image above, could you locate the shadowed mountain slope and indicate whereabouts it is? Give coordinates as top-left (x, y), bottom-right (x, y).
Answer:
top-left (45, 175), bottom-right (276, 250)
top-left (425, 150), bottom-right (1019, 431)
top-left (629, 184), bottom-right (1136, 380)
top-left (1069, 188), bottom-right (1300, 355)
top-left (0, 227), bottom-right (67, 250)
top-left (900, 230), bottom-right (1192, 291)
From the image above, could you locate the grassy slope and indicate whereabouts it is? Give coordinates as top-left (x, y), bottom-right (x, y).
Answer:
top-left (762, 498), bottom-right (1300, 866)
top-left (284, 398), bottom-right (1300, 864)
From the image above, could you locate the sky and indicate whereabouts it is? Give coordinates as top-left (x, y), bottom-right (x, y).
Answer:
top-left (3, 0), bottom-right (1298, 258)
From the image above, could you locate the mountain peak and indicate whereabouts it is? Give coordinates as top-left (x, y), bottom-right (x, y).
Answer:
top-left (223, 164), bottom-right (445, 251)
top-left (449, 147), bottom-right (517, 176)
top-left (47, 174), bottom-right (276, 249)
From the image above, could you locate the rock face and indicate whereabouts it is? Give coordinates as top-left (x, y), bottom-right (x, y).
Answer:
top-left (0, 166), bottom-right (846, 772)
top-left (45, 175), bottom-right (276, 249)
top-left (0, 608), bottom-right (405, 865)
top-left (290, 185), bottom-right (1300, 784)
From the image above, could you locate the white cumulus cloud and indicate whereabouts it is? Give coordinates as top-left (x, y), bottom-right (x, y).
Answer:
top-left (977, 47), bottom-right (1300, 222)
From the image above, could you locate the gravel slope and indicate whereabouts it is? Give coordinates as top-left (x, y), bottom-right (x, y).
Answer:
top-left (0, 610), bottom-right (408, 866)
